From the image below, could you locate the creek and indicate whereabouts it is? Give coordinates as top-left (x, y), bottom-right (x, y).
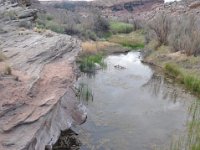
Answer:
top-left (72, 52), bottom-right (195, 150)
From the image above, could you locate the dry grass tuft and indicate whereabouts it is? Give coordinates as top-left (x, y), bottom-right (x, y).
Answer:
top-left (33, 27), bottom-right (46, 33)
top-left (4, 65), bottom-right (12, 75)
top-left (108, 31), bottom-right (144, 49)
top-left (0, 52), bottom-right (6, 62)
top-left (81, 41), bottom-right (117, 54)
top-left (0, 62), bottom-right (12, 76)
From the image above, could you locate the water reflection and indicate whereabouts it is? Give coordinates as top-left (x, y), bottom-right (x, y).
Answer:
top-left (76, 52), bottom-right (193, 150)
top-left (142, 74), bottom-right (163, 98)
top-left (77, 83), bottom-right (93, 105)
top-left (168, 100), bottom-right (200, 150)
top-left (142, 74), bottom-right (181, 103)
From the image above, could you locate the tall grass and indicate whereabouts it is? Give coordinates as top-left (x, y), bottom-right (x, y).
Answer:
top-left (81, 41), bottom-right (117, 54)
top-left (164, 64), bottom-right (183, 79)
top-left (108, 31), bottom-right (145, 49)
top-left (110, 21), bottom-right (134, 34)
top-left (169, 101), bottom-right (200, 150)
top-left (164, 63), bottom-right (200, 96)
top-left (77, 83), bottom-right (93, 104)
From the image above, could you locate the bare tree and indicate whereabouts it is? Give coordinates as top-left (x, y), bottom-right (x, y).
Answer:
top-left (148, 12), bottom-right (171, 46)
top-left (169, 15), bottom-right (200, 56)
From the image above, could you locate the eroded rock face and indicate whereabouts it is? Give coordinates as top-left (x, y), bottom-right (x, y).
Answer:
top-left (0, 3), bottom-right (86, 150)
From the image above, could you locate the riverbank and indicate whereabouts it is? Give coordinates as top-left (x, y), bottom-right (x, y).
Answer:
top-left (78, 18), bottom-right (200, 96)
top-left (77, 30), bottom-right (145, 73)
top-left (79, 28), bottom-right (200, 98)
top-left (143, 45), bottom-right (200, 97)
top-left (143, 47), bottom-right (200, 150)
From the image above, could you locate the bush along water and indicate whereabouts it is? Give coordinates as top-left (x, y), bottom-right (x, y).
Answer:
top-left (77, 53), bottom-right (106, 73)
top-left (164, 63), bottom-right (200, 97)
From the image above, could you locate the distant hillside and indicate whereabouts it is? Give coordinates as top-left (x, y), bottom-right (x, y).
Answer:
top-left (38, 0), bottom-right (164, 7)
top-left (94, 0), bottom-right (164, 7)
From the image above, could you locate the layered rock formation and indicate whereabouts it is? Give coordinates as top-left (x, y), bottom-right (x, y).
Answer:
top-left (0, 2), bottom-right (86, 150)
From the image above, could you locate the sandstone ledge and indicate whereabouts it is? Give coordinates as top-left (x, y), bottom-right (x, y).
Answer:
top-left (0, 5), bottom-right (86, 149)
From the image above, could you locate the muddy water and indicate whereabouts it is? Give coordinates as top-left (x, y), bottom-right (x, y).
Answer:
top-left (76, 52), bottom-right (194, 150)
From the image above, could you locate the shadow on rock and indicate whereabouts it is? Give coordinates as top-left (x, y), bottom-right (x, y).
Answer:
top-left (52, 129), bottom-right (82, 150)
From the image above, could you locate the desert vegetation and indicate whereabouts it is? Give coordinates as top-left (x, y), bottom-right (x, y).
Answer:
top-left (147, 13), bottom-right (171, 46)
top-left (169, 15), bottom-right (200, 56)
top-left (77, 53), bottom-right (105, 73)
top-left (108, 30), bottom-right (144, 49)
top-left (145, 12), bottom-right (200, 96)
top-left (146, 13), bottom-right (200, 56)
top-left (36, 1), bottom-right (200, 150)
top-left (81, 41), bottom-right (118, 53)
top-left (110, 21), bottom-right (134, 34)
top-left (36, 8), bottom-right (110, 40)
top-left (164, 63), bottom-right (200, 96)
top-left (168, 100), bottom-right (200, 150)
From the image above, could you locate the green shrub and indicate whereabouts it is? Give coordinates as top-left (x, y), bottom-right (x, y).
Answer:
top-left (46, 15), bottom-right (54, 21)
top-left (164, 63), bottom-right (182, 78)
top-left (110, 21), bottom-right (134, 34)
top-left (36, 13), bottom-right (65, 34)
top-left (121, 43), bottom-right (144, 49)
top-left (85, 30), bottom-right (97, 41)
top-left (45, 21), bottom-right (66, 34)
top-left (78, 53), bottom-right (105, 73)
top-left (101, 31), bottom-right (112, 39)
top-left (184, 75), bottom-right (200, 93)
